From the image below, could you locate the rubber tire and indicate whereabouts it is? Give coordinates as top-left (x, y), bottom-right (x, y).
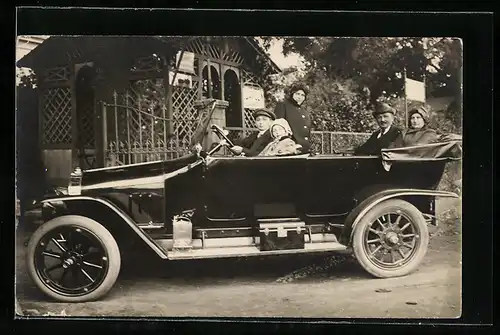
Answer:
top-left (26, 215), bottom-right (121, 302)
top-left (352, 199), bottom-right (429, 278)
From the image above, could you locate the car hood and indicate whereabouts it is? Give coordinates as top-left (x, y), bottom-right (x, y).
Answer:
top-left (79, 153), bottom-right (199, 191)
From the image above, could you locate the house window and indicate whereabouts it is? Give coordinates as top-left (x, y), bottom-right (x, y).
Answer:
top-left (224, 69), bottom-right (242, 128)
top-left (201, 65), bottom-right (221, 100)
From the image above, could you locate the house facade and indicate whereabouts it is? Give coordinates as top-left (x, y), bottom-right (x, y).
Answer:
top-left (16, 36), bottom-right (281, 186)
top-left (16, 35), bottom-right (49, 61)
top-left (16, 35), bottom-right (49, 85)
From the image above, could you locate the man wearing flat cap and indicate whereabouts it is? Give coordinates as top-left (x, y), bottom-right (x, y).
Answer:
top-left (228, 108), bottom-right (275, 156)
top-left (354, 102), bottom-right (402, 155)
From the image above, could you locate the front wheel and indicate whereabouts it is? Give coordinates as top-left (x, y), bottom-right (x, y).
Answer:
top-left (26, 215), bottom-right (121, 302)
top-left (352, 199), bottom-right (429, 278)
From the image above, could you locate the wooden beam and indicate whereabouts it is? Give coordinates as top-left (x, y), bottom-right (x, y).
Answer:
top-left (70, 64), bottom-right (79, 169)
top-left (166, 62), bottom-right (174, 136)
top-left (197, 56), bottom-right (203, 99)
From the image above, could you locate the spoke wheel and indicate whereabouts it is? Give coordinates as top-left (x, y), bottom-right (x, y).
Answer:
top-left (352, 199), bottom-right (429, 278)
top-left (27, 215), bottom-right (121, 302)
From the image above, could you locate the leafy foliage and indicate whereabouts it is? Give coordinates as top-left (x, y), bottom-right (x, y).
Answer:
top-left (260, 37), bottom-right (463, 134)
top-left (16, 68), bottom-right (37, 89)
top-left (302, 73), bottom-right (376, 132)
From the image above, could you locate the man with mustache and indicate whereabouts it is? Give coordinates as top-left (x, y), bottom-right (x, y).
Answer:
top-left (354, 102), bottom-right (402, 155)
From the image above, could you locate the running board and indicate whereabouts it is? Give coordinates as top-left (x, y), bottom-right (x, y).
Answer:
top-left (156, 233), bottom-right (339, 251)
top-left (166, 242), bottom-right (347, 260)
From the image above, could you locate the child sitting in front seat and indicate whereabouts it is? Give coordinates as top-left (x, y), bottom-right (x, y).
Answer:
top-left (258, 118), bottom-right (302, 156)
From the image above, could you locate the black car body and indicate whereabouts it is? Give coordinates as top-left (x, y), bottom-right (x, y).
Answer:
top-left (24, 124), bottom-right (462, 302)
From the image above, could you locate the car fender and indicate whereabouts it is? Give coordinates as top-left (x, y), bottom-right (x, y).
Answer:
top-left (339, 188), bottom-right (459, 246)
top-left (39, 196), bottom-right (168, 259)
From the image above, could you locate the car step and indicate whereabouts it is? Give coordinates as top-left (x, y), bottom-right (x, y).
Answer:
top-left (166, 241), bottom-right (347, 260)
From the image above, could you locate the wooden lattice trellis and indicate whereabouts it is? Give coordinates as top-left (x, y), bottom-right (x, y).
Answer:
top-left (101, 38), bottom-right (271, 166)
top-left (43, 66), bottom-right (70, 83)
top-left (41, 87), bottom-right (72, 145)
top-left (185, 38), bottom-right (244, 64)
top-left (79, 103), bottom-right (95, 149)
top-left (241, 69), bottom-right (261, 135)
top-left (172, 81), bottom-right (200, 141)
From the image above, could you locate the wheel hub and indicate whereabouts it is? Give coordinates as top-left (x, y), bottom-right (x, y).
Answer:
top-left (62, 256), bottom-right (76, 269)
top-left (62, 251), bottom-right (81, 269)
top-left (385, 232), bottom-right (399, 245)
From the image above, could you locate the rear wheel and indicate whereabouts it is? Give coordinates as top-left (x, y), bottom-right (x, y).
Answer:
top-left (352, 199), bottom-right (429, 278)
top-left (26, 215), bottom-right (121, 302)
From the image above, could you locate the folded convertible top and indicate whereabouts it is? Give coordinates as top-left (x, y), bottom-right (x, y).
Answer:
top-left (381, 140), bottom-right (463, 162)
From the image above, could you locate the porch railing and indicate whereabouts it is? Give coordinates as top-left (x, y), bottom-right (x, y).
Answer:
top-left (102, 112), bottom-right (371, 167)
top-left (225, 127), bottom-right (371, 155)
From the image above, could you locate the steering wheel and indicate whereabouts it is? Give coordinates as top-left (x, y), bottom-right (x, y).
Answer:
top-left (211, 124), bottom-right (235, 148)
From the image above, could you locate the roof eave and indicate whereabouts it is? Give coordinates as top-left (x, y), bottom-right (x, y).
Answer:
top-left (244, 37), bottom-right (282, 74)
top-left (16, 36), bottom-right (58, 69)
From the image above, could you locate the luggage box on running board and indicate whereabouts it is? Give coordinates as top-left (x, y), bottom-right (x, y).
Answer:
top-left (258, 218), bottom-right (305, 251)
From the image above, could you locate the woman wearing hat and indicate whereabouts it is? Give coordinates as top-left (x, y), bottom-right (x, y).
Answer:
top-left (273, 82), bottom-right (311, 153)
top-left (389, 105), bottom-right (438, 148)
top-left (354, 102), bottom-right (402, 155)
top-left (228, 108), bottom-right (275, 157)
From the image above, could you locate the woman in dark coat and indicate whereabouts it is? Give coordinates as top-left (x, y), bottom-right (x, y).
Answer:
top-left (273, 83), bottom-right (312, 153)
top-left (389, 105), bottom-right (438, 148)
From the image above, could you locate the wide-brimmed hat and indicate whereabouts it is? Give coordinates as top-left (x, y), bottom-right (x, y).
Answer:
top-left (253, 108), bottom-right (276, 120)
top-left (373, 102), bottom-right (396, 116)
top-left (409, 105), bottom-right (430, 123)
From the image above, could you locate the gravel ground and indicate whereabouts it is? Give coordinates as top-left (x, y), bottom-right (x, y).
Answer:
top-left (14, 199), bottom-right (462, 319)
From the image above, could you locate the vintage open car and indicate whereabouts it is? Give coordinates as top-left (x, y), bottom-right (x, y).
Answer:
top-left (24, 116), bottom-right (463, 302)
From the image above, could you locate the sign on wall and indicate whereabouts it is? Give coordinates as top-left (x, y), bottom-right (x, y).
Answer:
top-left (243, 84), bottom-right (265, 109)
top-left (175, 51), bottom-right (196, 75)
top-left (404, 78), bottom-right (426, 103)
top-left (169, 72), bottom-right (193, 88)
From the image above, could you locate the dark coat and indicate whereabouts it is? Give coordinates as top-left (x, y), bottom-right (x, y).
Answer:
top-left (354, 125), bottom-right (402, 155)
top-left (235, 130), bottom-right (273, 157)
top-left (389, 126), bottom-right (438, 148)
top-left (274, 99), bottom-right (312, 152)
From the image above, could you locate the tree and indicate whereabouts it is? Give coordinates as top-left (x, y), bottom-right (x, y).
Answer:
top-left (302, 71), bottom-right (375, 132)
top-left (16, 67), bottom-right (37, 89)
top-left (260, 36), bottom-right (462, 132)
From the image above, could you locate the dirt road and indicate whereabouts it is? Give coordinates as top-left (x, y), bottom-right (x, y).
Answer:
top-left (15, 201), bottom-right (461, 319)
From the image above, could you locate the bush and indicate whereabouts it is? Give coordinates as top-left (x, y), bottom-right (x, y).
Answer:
top-left (302, 74), bottom-right (376, 133)
top-left (438, 160), bottom-right (462, 194)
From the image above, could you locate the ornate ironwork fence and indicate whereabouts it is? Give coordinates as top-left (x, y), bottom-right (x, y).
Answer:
top-left (310, 130), bottom-right (371, 154)
top-left (102, 78), bottom-right (202, 167)
top-left (224, 128), bottom-right (371, 155)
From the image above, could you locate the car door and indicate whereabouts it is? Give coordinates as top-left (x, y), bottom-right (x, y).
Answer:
top-left (203, 155), bottom-right (308, 220)
top-left (305, 155), bottom-right (382, 215)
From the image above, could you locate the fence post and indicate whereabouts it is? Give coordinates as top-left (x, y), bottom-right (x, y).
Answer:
top-left (101, 101), bottom-right (107, 167)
